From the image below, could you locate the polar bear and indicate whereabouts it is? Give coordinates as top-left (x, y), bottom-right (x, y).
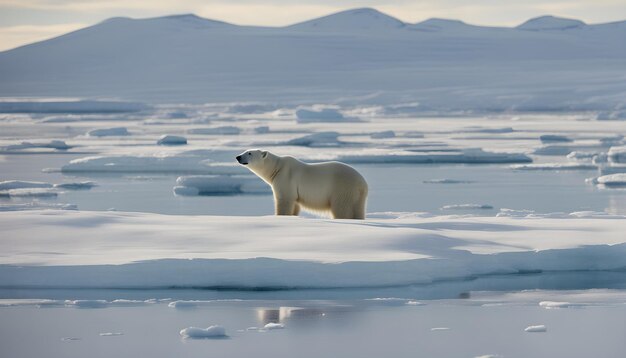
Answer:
top-left (236, 149), bottom-right (368, 219)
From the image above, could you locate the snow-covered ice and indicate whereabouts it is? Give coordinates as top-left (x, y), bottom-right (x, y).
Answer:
top-left (157, 135), bottom-right (187, 146)
top-left (263, 323), bottom-right (285, 330)
top-left (596, 174), bottom-right (626, 187)
top-left (1, 210), bottom-right (625, 289)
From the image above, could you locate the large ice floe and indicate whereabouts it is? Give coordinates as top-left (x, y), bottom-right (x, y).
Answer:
top-left (0, 210), bottom-right (624, 289)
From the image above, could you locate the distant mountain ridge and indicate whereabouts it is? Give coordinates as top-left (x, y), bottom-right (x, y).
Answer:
top-left (0, 7), bottom-right (625, 111)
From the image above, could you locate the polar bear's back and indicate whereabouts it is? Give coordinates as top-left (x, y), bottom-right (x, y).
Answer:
top-left (294, 160), bottom-right (368, 211)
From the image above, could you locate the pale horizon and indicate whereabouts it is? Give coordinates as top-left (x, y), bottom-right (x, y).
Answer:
top-left (1, 1), bottom-right (626, 51)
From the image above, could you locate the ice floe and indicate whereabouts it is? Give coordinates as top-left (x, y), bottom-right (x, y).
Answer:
top-left (263, 323), bottom-right (285, 330)
top-left (1, 211), bottom-right (625, 289)
top-left (0, 180), bottom-right (52, 190)
top-left (524, 325), bottom-right (547, 332)
top-left (157, 135), bottom-right (187, 145)
top-left (179, 326), bottom-right (227, 339)
top-left (596, 174), bottom-right (626, 187)
top-left (1, 140), bottom-right (71, 151)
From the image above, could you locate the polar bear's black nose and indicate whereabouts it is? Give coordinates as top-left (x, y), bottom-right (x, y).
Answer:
top-left (236, 155), bottom-right (242, 162)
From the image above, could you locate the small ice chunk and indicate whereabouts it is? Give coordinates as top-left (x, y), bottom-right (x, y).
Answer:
top-left (99, 332), bottom-right (123, 336)
top-left (406, 300), bottom-right (425, 306)
top-left (263, 323), bottom-right (285, 330)
top-left (596, 174), bottom-right (626, 186)
top-left (539, 301), bottom-right (580, 309)
top-left (524, 325), bottom-right (547, 332)
top-left (88, 127), bottom-right (130, 137)
top-left (179, 325), bottom-right (227, 338)
top-left (157, 135), bottom-right (187, 145)
top-left (430, 327), bottom-right (450, 331)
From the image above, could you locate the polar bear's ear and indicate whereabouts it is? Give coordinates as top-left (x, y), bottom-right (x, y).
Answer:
top-left (262, 151), bottom-right (268, 158)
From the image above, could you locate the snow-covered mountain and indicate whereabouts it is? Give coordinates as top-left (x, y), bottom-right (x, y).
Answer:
top-left (0, 8), bottom-right (625, 111)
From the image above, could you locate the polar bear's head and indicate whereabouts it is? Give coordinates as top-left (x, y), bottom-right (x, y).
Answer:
top-left (236, 149), bottom-right (268, 169)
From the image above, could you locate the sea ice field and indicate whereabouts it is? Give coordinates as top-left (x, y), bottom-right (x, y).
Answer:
top-left (1, 8), bottom-right (626, 357)
top-left (1, 101), bottom-right (625, 358)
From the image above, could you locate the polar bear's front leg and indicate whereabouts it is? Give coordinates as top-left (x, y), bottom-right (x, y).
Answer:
top-left (275, 198), bottom-right (296, 216)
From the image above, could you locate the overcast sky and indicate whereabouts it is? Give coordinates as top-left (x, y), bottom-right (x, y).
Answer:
top-left (1, 0), bottom-right (625, 51)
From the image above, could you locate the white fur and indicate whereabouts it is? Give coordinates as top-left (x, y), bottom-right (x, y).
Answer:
top-left (236, 149), bottom-right (368, 219)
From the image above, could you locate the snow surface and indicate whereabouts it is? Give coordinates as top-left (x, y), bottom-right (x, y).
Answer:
top-left (1, 210), bottom-right (625, 289)
top-left (179, 326), bottom-right (227, 338)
